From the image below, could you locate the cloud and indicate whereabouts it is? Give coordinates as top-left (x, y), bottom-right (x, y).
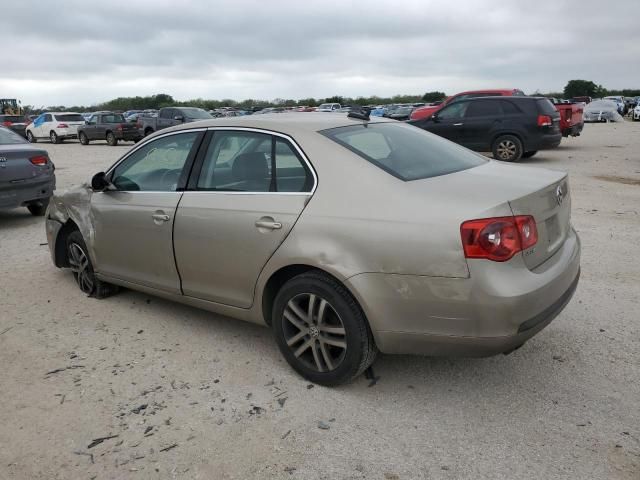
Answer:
top-left (3, 0), bottom-right (640, 106)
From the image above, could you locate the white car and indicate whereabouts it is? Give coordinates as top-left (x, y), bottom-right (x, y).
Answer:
top-left (316, 103), bottom-right (341, 112)
top-left (633, 104), bottom-right (640, 121)
top-left (26, 112), bottom-right (86, 144)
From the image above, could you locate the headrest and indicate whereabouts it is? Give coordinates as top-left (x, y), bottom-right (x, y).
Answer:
top-left (232, 152), bottom-right (269, 181)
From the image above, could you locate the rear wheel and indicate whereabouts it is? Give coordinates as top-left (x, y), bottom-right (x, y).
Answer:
top-left (66, 230), bottom-right (118, 298)
top-left (50, 131), bottom-right (60, 144)
top-left (26, 131), bottom-right (37, 143)
top-left (27, 198), bottom-right (49, 216)
top-left (492, 134), bottom-right (523, 162)
top-left (522, 150), bottom-right (538, 158)
top-left (79, 132), bottom-right (89, 145)
top-left (144, 128), bottom-right (154, 137)
top-left (106, 132), bottom-right (118, 146)
top-left (272, 272), bottom-right (377, 386)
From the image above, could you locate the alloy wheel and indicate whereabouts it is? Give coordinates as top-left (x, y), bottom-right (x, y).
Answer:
top-left (282, 293), bottom-right (347, 372)
top-left (496, 140), bottom-right (517, 160)
top-left (68, 242), bottom-right (94, 294)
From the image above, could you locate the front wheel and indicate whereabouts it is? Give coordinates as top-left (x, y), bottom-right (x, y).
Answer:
top-left (522, 150), bottom-right (538, 158)
top-left (50, 131), bottom-right (60, 144)
top-left (26, 131), bottom-right (37, 143)
top-left (79, 132), bottom-right (89, 145)
top-left (106, 132), bottom-right (118, 146)
top-left (272, 272), bottom-right (377, 386)
top-left (66, 231), bottom-right (118, 298)
top-left (492, 134), bottom-right (523, 162)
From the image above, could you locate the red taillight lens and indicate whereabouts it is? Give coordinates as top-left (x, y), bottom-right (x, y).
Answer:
top-left (537, 115), bottom-right (552, 127)
top-left (460, 215), bottom-right (538, 262)
top-left (57, 123), bottom-right (69, 128)
top-left (2, 121), bottom-right (12, 126)
top-left (29, 155), bottom-right (48, 166)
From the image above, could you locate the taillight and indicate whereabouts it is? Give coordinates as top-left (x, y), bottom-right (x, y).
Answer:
top-left (29, 155), bottom-right (48, 166)
top-left (2, 121), bottom-right (12, 126)
top-left (57, 123), bottom-right (69, 128)
top-left (117, 124), bottom-right (123, 130)
top-left (537, 115), bottom-right (552, 127)
top-left (460, 215), bottom-right (538, 262)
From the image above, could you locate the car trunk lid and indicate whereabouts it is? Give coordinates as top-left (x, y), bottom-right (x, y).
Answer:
top-left (0, 146), bottom-right (51, 186)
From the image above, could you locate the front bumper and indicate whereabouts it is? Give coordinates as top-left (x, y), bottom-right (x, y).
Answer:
top-left (345, 227), bottom-right (581, 356)
top-left (0, 176), bottom-right (55, 209)
top-left (46, 217), bottom-right (64, 266)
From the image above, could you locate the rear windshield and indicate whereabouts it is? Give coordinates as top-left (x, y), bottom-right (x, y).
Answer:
top-left (55, 114), bottom-right (85, 122)
top-left (321, 122), bottom-right (486, 181)
top-left (0, 127), bottom-right (27, 144)
top-left (181, 108), bottom-right (213, 119)
top-left (536, 98), bottom-right (558, 115)
top-left (0, 115), bottom-right (24, 123)
top-left (102, 114), bottom-right (125, 123)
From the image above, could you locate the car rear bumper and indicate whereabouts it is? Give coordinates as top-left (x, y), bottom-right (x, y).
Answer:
top-left (530, 132), bottom-right (562, 151)
top-left (117, 131), bottom-right (141, 140)
top-left (345, 227), bottom-right (581, 356)
top-left (0, 176), bottom-right (55, 209)
top-left (562, 123), bottom-right (584, 137)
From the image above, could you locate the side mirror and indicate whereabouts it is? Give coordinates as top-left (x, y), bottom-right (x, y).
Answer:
top-left (91, 172), bottom-right (113, 192)
top-left (173, 115), bottom-right (184, 122)
top-left (431, 114), bottom-right (440, 122)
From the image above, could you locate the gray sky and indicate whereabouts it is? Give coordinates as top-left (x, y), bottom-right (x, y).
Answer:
top-left (3, 0), bottom-right (640, 106)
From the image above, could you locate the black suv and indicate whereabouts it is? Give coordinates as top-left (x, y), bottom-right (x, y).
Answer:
top-left (408, 96), bottom-right (561, 162)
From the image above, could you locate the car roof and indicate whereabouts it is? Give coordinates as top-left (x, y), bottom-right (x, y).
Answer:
top-left (452, 96), bottom-right (542, 102)
top-left (162, 112), bottom-right (394, 136)
top-left (44, 111), bottom-right (82, 115)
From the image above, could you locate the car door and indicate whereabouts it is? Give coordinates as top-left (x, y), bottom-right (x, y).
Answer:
top-left (85, 115), bottom-right (98, 139)
top-left (458, 99), bottom-right (502, 150)
top-left (38, 114), bottom-right (53, 138)
top-left (158, 108), bottom-right (174, 129)
top-left (90, 130), bottom-right (204, 293)
top-left (417, 101), bottom-right (468, 142)
top-left (173, 128), bottom-right (316, 308)
top-left (30, 114), bottom-right (46, 138)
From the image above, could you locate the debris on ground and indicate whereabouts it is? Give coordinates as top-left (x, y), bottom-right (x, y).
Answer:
top-left (45, 365), bottom-right (85, 376)
top-left (317, 421), bottom-right (330, 430)
top-left (87, 434), bottom-right (119, 449)
top-left (159, 443), bottom-right (178, 452)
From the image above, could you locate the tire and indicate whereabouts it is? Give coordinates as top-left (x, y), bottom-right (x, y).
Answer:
top-left (272, 271), bottom-right (377, 386)
top-left (26, 131), bottom-right (37, 143)
top-left (522, 151), bottom-right (538, 158)
top-left (79, 132), bottom-right (89, 145)
top-left (106, 132), bottom-right (118, 146)
top-left (50, 131), bottom-right (60, 144)
top-left (27, 198), bottom-right (49, 216)
top-left (144, 128), bottom-right (154, 137)
top-left (492, 134), bottom-right (523, 162)
top-left (66, 230), bottom-right (118, 298)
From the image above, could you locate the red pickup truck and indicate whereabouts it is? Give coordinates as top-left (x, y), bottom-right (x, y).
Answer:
top-left (550, 100), bottom-right (584, 137)
top-left (410, 89), bottom-right (525, 121)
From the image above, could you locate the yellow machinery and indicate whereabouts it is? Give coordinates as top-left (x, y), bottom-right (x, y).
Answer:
top-left (0, 99), bottom-right (23, 115)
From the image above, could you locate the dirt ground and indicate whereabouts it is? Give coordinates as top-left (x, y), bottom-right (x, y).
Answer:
top-left (1, 122), bottom-right (639, 480)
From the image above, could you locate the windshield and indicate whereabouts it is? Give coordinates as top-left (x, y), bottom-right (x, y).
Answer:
top-left (181, 108), bottom-right (213, 119)
top-left (55, 114), bottom-right (85, 122)
top-left (1, 115), bottom-right (24, 123)
top-left (321, 122), bottom-right (486, 181)
top-left (587, 100), bottom-right (617, 110)
top-left (318, 104), bottom-right (333, 109)
top-left (0, 127), bottom-right (27, 144)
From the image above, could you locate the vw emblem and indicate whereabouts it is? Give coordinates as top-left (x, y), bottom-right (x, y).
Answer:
top-left (0, 157), bottom-right (6, 168)
top-left (555, 185), bottom-right (564, 206)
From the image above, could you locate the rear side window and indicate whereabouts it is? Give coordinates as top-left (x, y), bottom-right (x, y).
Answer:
top-left (102, 114), bottom-right (125, 123)
top-left (321, 123), bottom-right (486, 181)
top-left (500, 101), bottom-right (521, 114)
top-left (465, 100), bottom-right (501, 117)
top-left (196, 131), bottom-right (313, 193)
top-left (536, 99), bottom-right (558, 115)
top-left (55, 114), bottom-right (84, 122)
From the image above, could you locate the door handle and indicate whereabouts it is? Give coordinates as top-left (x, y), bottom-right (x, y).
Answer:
top-left (255, 220), bottom-right (282, 230)
top-left (152, 213), bottom-right (170, 222)
top-left (453, 123), bottom-right (463, 126)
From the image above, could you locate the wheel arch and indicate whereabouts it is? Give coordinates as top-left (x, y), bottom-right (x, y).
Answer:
top-left (490, 131), bottom-right (525, 149)
top-left (54, 219), bottom-right (80, 268)
top-left (260, 264), bottom-right (363, 327)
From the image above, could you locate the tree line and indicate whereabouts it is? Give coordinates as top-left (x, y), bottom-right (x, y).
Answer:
top-left (22, 81), bottom-right (640, 114)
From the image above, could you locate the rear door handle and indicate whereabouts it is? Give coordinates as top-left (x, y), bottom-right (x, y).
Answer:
top-left (152, 213), bottom-right (170, 222)
top-left (453, 123), bottom-right (463, 126)
top-left (255, 220), bottom-right (282, 230)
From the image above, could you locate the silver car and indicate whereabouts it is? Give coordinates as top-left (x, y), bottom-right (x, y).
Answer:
top-left (46, 114), bottom-right (580, 385)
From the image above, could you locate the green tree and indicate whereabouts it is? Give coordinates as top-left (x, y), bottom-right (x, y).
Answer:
top-left (422, 91), bottom-right (446, 102)
top-left (563, 80), bottom-right (607, 99)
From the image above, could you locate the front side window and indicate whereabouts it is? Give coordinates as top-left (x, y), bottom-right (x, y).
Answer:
top-left (321, 122), bottom-right (486, 181)
top-left (437, 102), bottom-right (468, 120)
top-left (111, 132), bottom-right (199, 191)
top-left (196, 131), bottom-right (312, 193)
top-left (44, 114), bottom-right (52, 122)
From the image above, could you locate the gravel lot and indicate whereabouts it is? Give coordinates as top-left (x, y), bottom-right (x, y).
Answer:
top-left (1, 123), bottom-right (639, 480)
